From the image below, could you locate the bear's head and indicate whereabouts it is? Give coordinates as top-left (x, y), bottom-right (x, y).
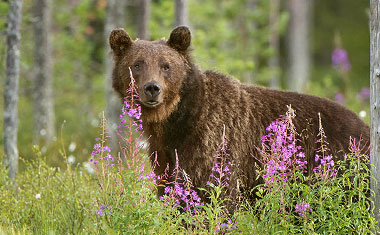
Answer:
top-left (109, 26), bottom-right (192, 123)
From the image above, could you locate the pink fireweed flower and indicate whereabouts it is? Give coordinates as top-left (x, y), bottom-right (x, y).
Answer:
top-left (357, 87), bottom-right (370, 102)
top-left (348, 136), bottom-right (370, 159)
top-left (160, 153), bottom-right (203, 213)
top-left (334, 93), bottom-right (346, 105)
top-left (89, 114), bottom-right (115, 168)
top-left (95, 204), bottom-right (111, 216)
top-left (332, 48), bottom-right (351, 71)
top-left (91, 68), bottom-right (152, 218)
top-left (137, 163), bottom-right (158, 182)
top-left (260, 107), bottom-right (307, 186)
top-left (117, 68), bottom-right (148, 171)
top-left (295, 202), bottom-right (312, 216)
top-left (208, 126), bottom-right (232, 188)
top-left (313, 113), bottom-right (337, 181)
top-left (119, 68), bottom-right (143, 134)
top-left (216, 219), bottom-right (239, 234)
top-left (206, 127), bottom-right (238, 235)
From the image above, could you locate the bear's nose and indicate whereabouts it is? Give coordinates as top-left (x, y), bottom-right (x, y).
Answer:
top-left (144, 82), bottom-right (161, 98)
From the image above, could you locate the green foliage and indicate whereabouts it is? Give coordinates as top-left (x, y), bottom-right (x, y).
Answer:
top-left (0, 0), bottom-right (107, 168)
top-left (312, 0), bottom-right (369, 90)
top-left (0, 2), bottom-right (8, 31)
top-left (0, 147), bottom-right (97, 234)
top-left (242, 148), bottom-right (376, 234)
top-left (1, 145), bottom-right (376, 234)
top-left (1, 105), bottom-right (376, 233)
top-left (309, 0), bottom-right (370, 120)
top-left (189, 0), bottom-right (280, 84)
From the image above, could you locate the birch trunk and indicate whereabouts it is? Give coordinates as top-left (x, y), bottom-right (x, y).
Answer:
top-left (287, 0), bottom-right (312, 92)
top-left (105, 0), bottom-right (125, 154)
top-left (137, 0), bottom-right (151, 40)
top-left (3, 0), bottom-right (23, 181)
top-left (370, 0), bottom-right (380, 223)
top-left (268, 0), bottom-right (280, 89)
top-left (33, 0), bottom-right (55, 146)
top-left (175, 0), bottom-right (188, 26)
top-left (242, 0), bottom-right (257, 84)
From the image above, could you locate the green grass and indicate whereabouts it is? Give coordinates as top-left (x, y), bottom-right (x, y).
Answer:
top-left (0, 110), bottom-right (377, 234)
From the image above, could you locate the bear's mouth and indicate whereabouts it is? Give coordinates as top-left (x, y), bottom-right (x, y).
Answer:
top-left (144, 101), bottom-right (160, 107)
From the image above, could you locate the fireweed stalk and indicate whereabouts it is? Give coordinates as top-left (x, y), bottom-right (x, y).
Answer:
top-left (158, 126), bottom-right (237, 233)
top-left (257, 106), bottom-right (310, 218)
top-left (313, 113), bottom-right (337, 182)
top-left (331, 48), bottom-right (351, 71)
top-left (205, 125), bottom-right (238, 234)
top-left (89, 112), bottom-right (116, 216)
top-left (160, 151), bottom-right (203, 213)
top-left (89, 68), bottom-right (153, 217)
top-left (114, 68), bottom-right (162, 201)
top-left (118, 67), bottom-right (145, 171)
top-left (259, 106), bottom-right (307, 187)
top-left (90, 113), bottom-right (115, 185)
top-left (207, 125), bottom-right (231, 189)
top-left (295, 202), bottom-right (312, 217)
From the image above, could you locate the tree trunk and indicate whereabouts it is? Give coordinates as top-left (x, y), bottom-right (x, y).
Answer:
top-left (370, 0), bottom-right (380, 223)
top-left (137, 0), bottom-right (151, 40)
top-left (242, 0), bottom-right (257, 84)
top-left (33, 0), bottom-right (55, 146)
top-left (175, 0), bottom-right (188, 26)
top-left (68, 0), bottom-right (80, 34)
top-left (105, 0), bottom-right (125, 154)
top-left (268, 0), bottom-right (280, 89)
top-left (3, 0), bottom-right (23, 181)
top-left (286, 0), bottom-right (312, 92)
top-left (82, 0), bottom-right (105, 127)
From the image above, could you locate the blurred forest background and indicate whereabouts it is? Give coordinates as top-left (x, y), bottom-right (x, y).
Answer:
top-left (0, 0), bottom-right (371, 171)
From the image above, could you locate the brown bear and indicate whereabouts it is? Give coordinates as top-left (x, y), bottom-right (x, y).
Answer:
top-left (109, 26), bottom-right (369, 205)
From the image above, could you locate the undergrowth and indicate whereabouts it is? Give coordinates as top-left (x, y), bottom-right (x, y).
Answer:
top-left (0, 70), bottom-right (377, 234)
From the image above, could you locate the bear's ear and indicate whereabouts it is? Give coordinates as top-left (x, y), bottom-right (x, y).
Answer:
top-left (167, 26), bottom-right (191, 53)
top-left (109, 28), bottom-right (132, 56)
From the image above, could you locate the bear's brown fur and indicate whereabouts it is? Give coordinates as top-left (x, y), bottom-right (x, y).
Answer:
top-left (109, 26), bottom-right (369, 204)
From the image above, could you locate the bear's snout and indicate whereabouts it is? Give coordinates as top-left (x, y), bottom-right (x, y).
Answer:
top-left (144, 82), bottom-right (161, 99)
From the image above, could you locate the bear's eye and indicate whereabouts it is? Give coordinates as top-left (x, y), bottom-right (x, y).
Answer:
top-left (134, 64), bottom-right (140, 69)
top-left (162, 64), bottom-right (170, 71)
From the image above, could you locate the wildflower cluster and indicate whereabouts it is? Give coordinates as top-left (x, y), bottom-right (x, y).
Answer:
top-left (89, 67), bottom-right (152, 220)
top-left (90, 114), bottom-right (115, 168)
top-left (90, 143), bottom-right (114, 167)
top-left (347, 137), bottom-right (369, 161)
top-left (160, 154), bottom-right (203, 213)
top-left (312, 114), bottom-right (337, 181)
top-left (207, 126), bottom-right (231, 188)
top-left (95, 204), bottom-right (111, 216)
top-left (137, 162), bottom-right (158, 184)
top-left (331, 48), bottom-right (351, 71)
top-left (334, 93), bottom-right (346, 104)
top-left (357, 87), bottom-right (370, 102)
top-left (216, 219), bottom-right (239, 235)
top-left (260, 106), bottom-right (307, 186)
top-left (204, 126), bottom-right (239, 234)
top-left (295, 202), bottom-right (312, 217)
top-left (119, 69), bottom-right (142, 133)
top-left (118, 68), bottom-right (146, 170)
top-left (137, 155), bottom-right (169, 187)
